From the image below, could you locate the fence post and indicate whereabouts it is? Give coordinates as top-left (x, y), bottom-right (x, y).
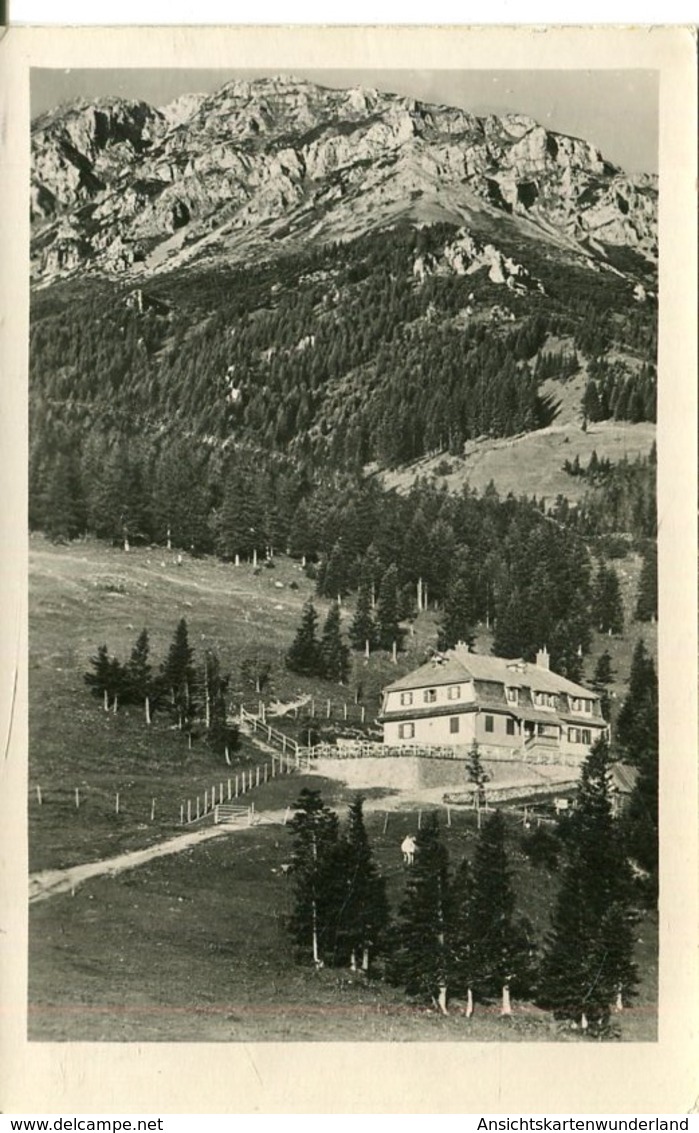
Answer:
top-left (180, 804), bottom-right (184, 825)
top-left (272, 755), bottom-right (276, 778)
top-left (235, 775), bottom-right (239, 798)
top-left (187, 799), bottom-right (192, 823)
top-left (343, 702), bottom-right (348, 720)
top-left (361, 706), bottom-right (365, 723)
top-left (228, 779), bottom-right (232, 801)
top-left (256, 765), bottom-right (261, 788)
top-left (36, 785), bottom-right (42, 806)
top-left (196, 797), bottom-right (200, 820)
top-left (418, 809), bottom-right (422, 830)
top-left (115, 792), bottom-right (120, 815)
top-left (264, 764), bottom-right (268, 784)
top-left (75, 787), bottom-right (80, 810)
top-left (220, 782), bottom-right (224, 805)
top-left (151, 798), bottom-right (156, 821)
top-left (326, 699), bottom-right (331, 718)
top-left (447, 806), bottom-right (452, 828)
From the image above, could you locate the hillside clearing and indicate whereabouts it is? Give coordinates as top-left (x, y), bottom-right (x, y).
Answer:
top-left (383, 419), bottom-right (655, 503)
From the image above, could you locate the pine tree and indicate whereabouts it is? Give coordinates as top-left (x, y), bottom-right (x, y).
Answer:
top-left (286, 600), bottom-right (322, 677)
top-left (161, 618), bottom-right (196, 730)
top-left (388, 813), bottom-right (452, 1014)
top-left (288, 789), bottom-right (344, 967)
top-left (376, 563), bottom-right (401, 652)
top-left (336, 797), bottom-right (389, 972)
top-left (634, 543), bottom-right (658, 622)
top-left (539, 739), bottom-right (638, 1033)
top-left (348, 578), bottom-right (378, 654)
top-left (469, 809), bottom-right (534, 1014)
top-left (319, 601), bottom-right (351, 684)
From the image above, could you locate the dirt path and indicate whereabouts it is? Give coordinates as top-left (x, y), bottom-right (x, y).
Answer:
top-left (29, 809), bottom-right (289, 905)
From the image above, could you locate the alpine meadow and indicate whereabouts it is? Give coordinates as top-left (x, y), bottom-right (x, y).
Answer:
top-left (28, 73), bottom-right (659, 1042)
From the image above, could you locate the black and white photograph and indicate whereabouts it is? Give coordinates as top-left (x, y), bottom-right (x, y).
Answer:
top-left (2, 21), bottom-right (697, 1115)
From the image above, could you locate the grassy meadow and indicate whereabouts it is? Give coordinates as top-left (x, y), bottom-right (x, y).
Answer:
top-left (29, 804), bottom-right (658, 1042)
top-left (28, 533), bottom-right (657, 1042)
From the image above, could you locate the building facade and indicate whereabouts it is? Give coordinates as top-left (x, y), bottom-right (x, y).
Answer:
top-left (379, 646), bottom-right (608, 764)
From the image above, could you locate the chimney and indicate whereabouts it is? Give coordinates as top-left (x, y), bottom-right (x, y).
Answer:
top-left (536, 646), bottom-right (550, 670)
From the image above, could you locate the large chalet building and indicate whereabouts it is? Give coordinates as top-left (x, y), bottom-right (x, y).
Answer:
top-left (379, 646), bottom-right (608, 765)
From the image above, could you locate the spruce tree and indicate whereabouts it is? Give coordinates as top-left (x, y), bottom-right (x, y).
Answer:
top-left (539, 739), bottom-right (638, 1033)
top-left (438, 576), bottom-right (476, 652)
top-left (319, 601), bottom-right (351, 684)
top-left (593, 563), bottom-right (625, 635)
top-left (286, 600), bottom-right (322, 677)
top-left (125, 628), bottom-right (156, 724)
top-left (388, 813), bottom-right (452, 1014)
top-left (469, 809), bottom-right (534, 1014)
top-left (203, 652), bottom-right (238, 761)
top-left (161, 617), bottom-right (196, 729)
top-left (336, 797), bottom-right (389, 972)
top-left (593, 649), bottom-right (614, 688)
top-left (349, 578), bottom-right (378, 654)
top-left (376, 563), bottom-right (401, 651)
top-left (288, 789), bottom-right (344, 967)
top-left (84, 644), bottom-right (118, 711)
top-left (616, 641), bottom-right (658, 764)
top-left (634, 543), bottom-right (658, 622)
top-left (622, 740), bottom-right (658, 902)
top-left (465, 741), bottom-right (489, 805)
top-left (591, 650), bottom-right (614, 721)
top-left (448, 858), bottom-right (479, 1017)
top-left (317, 540), bottom-right (350, 601)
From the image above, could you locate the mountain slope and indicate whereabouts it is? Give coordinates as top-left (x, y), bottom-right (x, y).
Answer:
top-left (31, 76), bottom-right (657, 284)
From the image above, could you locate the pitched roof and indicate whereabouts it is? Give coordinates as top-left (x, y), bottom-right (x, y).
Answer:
top-left (384, 647), bottom-right (596, 699)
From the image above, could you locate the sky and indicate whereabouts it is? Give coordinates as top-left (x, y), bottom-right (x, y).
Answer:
top-left (31, 68), bottom-right (659, 175)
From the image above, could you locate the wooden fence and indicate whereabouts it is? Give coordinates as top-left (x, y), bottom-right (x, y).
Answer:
top-left (244, 698), bottom-right (371, 726)
top-left (240, 707), bottom-right (314, 770)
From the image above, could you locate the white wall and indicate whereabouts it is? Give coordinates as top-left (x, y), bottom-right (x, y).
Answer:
top-left (383, 711), bottom-right (478, 746)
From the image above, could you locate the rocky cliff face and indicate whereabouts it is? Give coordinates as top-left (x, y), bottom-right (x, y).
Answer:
top-left (31, 76), bottom-right (657, 283)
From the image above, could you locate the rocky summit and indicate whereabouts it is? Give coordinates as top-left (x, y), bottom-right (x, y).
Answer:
top-left (31, 76), bottom-right (657, 283)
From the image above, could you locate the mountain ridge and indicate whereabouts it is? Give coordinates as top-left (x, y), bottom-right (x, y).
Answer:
top-left (31, 76), bottom-right (658, 284)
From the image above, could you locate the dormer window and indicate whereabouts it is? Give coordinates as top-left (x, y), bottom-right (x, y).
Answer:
top-left (506, 687), bottom-right (519, 705)
top-left (534, 691), bottom-right (557, 709)
top-left (571, 697), bottom-right (592, 714)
